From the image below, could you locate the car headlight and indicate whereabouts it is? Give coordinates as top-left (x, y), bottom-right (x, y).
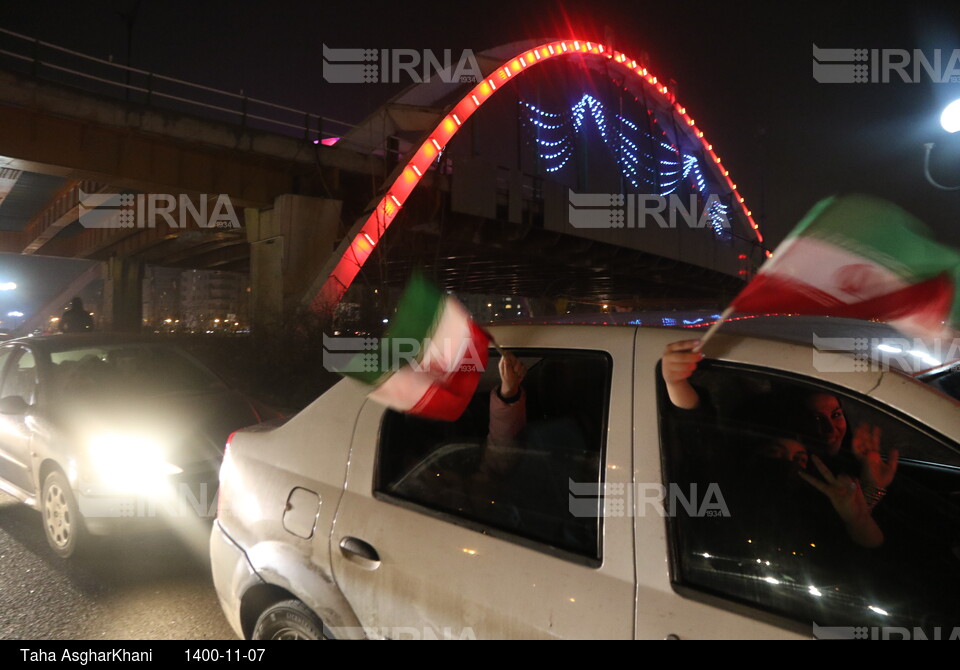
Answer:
top-left (86, 434), bottom-right (183, 493)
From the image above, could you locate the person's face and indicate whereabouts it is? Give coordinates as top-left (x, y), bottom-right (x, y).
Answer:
top-left (762, 438), bottom-right (809, 470)
top-left (806, 394), bottom-right (847, 455)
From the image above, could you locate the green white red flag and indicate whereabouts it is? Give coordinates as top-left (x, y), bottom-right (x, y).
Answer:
top-left (731, 195), bottom-right (960, 339)
top-left (338, 274), bottom-right (489, 421)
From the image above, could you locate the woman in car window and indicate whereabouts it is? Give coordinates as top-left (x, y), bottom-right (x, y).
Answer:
top-left (788, 391), bottom-right (898, 508)
top-left (662, 340), bottom-right (896, 490)
top-left (661, 340), bottom-right (895, 547)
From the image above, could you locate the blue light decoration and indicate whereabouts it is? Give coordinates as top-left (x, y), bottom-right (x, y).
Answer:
top-left (523, 101), bottom-right (574, 172)
top-left (522, 94), bottom-right (731, 238)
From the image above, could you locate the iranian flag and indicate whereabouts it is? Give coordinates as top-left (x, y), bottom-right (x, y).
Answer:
top-left (732, 195), bottom-right (960, 339)
top-left (339, 274), bottom-right (490, 421)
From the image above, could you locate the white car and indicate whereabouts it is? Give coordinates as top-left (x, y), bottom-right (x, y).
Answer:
top-left (210, 318), bottom-right (960, 639)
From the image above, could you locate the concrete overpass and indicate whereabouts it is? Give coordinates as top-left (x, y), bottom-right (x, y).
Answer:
top-left (0, 27), bottom-right (382, 330)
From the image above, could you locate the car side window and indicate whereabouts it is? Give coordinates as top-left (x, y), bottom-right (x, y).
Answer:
top-left (658, 362), bottom-right (960, 629)
top-left (0, 349), bottom-right (38, 404)
top-left (376, 349), bottom-right (610, 562)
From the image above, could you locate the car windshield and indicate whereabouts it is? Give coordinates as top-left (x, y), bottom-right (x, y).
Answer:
top-left (48, 344), bottom-right (223, 398)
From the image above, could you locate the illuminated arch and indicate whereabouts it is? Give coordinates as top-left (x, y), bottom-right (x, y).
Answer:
top-left (309, 38), bottom-right (767, 313)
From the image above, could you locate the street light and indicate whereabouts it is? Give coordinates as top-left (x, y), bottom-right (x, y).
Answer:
top-left (923, 97), bottom-right (960, 190)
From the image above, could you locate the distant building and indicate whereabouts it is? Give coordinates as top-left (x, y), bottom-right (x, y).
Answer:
top-left (179, 269), bottom-right (249, 332)
top-left (141, 266), bottom-right (249, 332)
top-left (142, 266), bottom-right (181, 328)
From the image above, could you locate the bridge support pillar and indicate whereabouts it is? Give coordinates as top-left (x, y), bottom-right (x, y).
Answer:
top-left (101, 256), bottom-right (143, 332)
top-left (246, 194), bottom-right (341, 334)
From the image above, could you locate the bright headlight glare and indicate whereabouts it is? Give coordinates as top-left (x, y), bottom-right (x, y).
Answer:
top-left (941, 98), bottom-right (960, 133)
top-left (86, 434), bottom-right (182, 491)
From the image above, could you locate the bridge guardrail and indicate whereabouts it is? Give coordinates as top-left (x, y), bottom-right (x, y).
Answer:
top-left (0, 27), bottom-right (355, 144)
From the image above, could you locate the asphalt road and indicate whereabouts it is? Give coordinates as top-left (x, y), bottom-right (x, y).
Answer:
top-left (0, 491), bottom-right (237, 640)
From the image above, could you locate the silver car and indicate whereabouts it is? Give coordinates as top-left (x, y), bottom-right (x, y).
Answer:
top-left (0, 334), bottom-right (278, 558)
top-left (211, 318), bottom-right (960, 639)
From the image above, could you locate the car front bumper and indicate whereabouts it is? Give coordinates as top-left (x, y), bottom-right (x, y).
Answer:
top-left (77, 468), bottom-right (219, 534)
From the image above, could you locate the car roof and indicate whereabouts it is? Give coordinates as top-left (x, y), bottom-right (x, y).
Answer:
top-left (2, 332), bottom-right (189, 354)
top-left (489, 313), bottom-right (960, 377)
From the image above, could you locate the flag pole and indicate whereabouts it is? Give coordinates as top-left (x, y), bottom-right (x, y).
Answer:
top-left (482, 326), bottom-right (506, 356)
top-left (694, 306), bottom-right (734, 353)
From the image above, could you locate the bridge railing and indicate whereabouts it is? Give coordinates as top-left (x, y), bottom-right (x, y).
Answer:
top-left (0, 27), bottom-right (355, 144)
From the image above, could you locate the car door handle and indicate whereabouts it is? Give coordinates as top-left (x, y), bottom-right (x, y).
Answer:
top-left (339, 536), bottom-right (381, 570)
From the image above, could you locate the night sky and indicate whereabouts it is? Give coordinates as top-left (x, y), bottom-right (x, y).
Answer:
top-left (3, 0), bottom-right (960, 316)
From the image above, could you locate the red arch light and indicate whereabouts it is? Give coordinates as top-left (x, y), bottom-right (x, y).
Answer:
top-left (313, 39), bottom-right (767, 312)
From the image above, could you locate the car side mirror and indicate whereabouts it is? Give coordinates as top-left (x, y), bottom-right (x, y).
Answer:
top-left (0, 395), bottom-right (30, 415)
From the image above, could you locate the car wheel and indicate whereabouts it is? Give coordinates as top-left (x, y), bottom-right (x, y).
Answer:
top-left (252, 600), bottom-right (326, 640)
top-left (41, 471), bottom-right (86, 558)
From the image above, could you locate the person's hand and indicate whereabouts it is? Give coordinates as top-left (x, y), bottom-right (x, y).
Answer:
top-left (799, 455), bottom-right (868, 521)
top-left (851, 423), bottom-right (898, 490)
top-left (661, 340), bottom-right (703, 410)
top-left (498, 351), bottom-right (526, 398)
top-left (799, 454), bottom-right (883, 548)
top-left (661, 340), bottom-right (704, 385)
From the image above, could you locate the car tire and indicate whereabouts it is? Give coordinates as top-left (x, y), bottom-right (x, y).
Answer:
top-left (41, 471), bottom-right (86, 559)
top-left (252, 600), bottom-right (326, 640)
